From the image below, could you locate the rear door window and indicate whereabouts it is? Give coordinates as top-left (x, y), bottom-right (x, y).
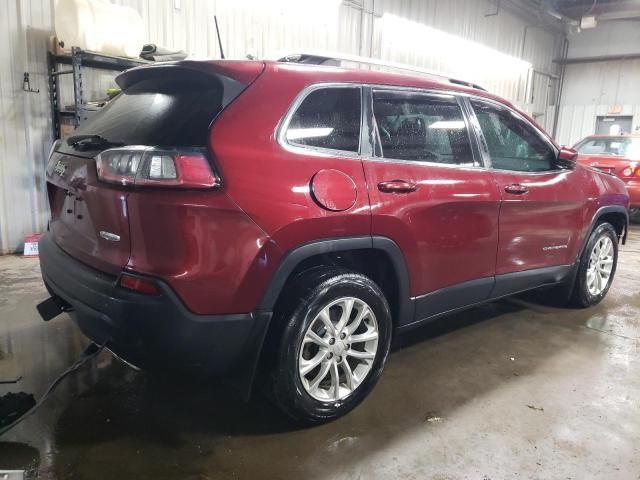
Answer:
top-left (575, 138), bottom-right (631, 157)
top-left (372, 90), bottom-right (477, 166)
top-left (285, 87), bottom-right (362, 153)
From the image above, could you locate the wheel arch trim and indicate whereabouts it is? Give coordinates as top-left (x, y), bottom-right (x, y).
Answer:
top-left (578, 205), bottom-right (629, 261)
top-left (257, 236), bottom-right (414, 325)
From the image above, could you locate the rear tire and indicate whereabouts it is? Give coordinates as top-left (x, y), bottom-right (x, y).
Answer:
top-left (570, 222), bottom-right (618, 308)
top-left (269, 268), bottom-right (392, 425)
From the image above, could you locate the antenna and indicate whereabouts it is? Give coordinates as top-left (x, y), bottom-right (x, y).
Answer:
top-left (214, 16), bottom-right (225, 59)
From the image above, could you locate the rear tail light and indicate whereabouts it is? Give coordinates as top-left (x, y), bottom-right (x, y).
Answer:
top-left (96, 147), bottom-right (219, 189)
top-left (118, 274), bottom-right (160, 295)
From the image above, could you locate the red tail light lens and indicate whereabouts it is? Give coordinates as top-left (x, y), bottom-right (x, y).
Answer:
top-left (96, 147), bottom-right (144, 185)
top-left (96, 147), bottom-right (219, 189)
top-left (118, 274), bottom-right (160, 295)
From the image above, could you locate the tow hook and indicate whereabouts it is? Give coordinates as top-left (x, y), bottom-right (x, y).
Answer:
top-left (36, 296), bottom-right (73, 321)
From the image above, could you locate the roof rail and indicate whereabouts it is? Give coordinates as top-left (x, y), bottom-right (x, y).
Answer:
top-left (276, 50), bottom-right (487, 92)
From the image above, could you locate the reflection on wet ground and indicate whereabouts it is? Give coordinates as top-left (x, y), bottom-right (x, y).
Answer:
top-left (1, 226), bottom-right (639, 479)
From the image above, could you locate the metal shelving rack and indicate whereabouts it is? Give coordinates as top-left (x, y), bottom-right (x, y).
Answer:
top-left (47, 46), bottom-right (149, 139)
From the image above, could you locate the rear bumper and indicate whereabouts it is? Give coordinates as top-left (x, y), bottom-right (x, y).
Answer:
top-left (38, 233), bottom-right (271, 397)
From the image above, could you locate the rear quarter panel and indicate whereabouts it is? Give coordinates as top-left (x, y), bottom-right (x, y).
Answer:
top-left (209, 65), bottom-right (372, 266)
top-left (126, 190), bottom-right (278, 314)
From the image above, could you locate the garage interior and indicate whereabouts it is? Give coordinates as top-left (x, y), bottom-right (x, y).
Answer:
top-left (1, 0), bottom-right (639, 478)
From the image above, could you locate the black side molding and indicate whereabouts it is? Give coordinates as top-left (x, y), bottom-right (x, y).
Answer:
top-left (400, 263), bottom-right (578, 331)
top-left (491, 264), bottom-right (574, 299)
top-left (413, 276), bottom-right (494, 321)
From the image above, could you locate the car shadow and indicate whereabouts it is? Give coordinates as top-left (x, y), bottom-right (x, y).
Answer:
top-left (40, 296), bottom-right (593, 479)
top-left (50, 300), bottom-right (527, 443)
top-left (0, 441), bottom-right (39, 475)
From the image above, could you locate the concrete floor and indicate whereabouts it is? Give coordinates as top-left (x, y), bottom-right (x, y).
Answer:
top-left (1, 227), bottom-right (639, 480)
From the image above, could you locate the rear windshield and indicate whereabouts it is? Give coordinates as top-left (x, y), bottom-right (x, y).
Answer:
top-left (575, 137), bottom-right (639, 158)
top-left (63, 70), bottom-right (226, 151)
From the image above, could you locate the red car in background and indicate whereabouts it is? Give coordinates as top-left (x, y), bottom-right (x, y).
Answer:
top-left (575, 134), bottom-right (640, 210)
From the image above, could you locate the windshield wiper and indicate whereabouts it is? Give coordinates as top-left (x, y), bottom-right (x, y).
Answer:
top-left (67, 134), bottom-right (125, 151)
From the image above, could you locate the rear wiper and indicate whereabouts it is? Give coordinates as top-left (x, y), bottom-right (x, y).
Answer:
top-left (67, 134), bottom-right (124, 151)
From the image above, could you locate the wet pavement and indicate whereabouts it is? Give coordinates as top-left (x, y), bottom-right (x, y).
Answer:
top-left (1, 226), bottom-right (639, 479)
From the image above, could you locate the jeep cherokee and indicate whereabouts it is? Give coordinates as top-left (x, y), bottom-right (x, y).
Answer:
top-left (38, 59), bottom-right (629, 424)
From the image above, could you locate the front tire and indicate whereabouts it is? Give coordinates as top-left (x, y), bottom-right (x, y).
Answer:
top-left (270, 268), bottom-right (392, 424)
top-left (571, 222), bottom-right (619, 307)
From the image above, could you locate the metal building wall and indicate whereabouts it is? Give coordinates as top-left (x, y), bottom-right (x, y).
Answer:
top-left (0, 0), bottom-right (55, 255)
top-left (556, 60), bottom-right (640, 146)
top-left (0, 0), bottom-right (562, 253)
top-left (556, 21), bottom-right (640, 146)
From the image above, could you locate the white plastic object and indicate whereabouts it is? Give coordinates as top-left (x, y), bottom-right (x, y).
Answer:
top-left (54, 0), bottom-right (144, 58)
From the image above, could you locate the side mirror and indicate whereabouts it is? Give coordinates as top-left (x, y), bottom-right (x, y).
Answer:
top-left (558, 146), bottom-right (578, 162)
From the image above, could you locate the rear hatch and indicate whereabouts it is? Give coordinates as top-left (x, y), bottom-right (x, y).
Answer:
top-left (46, 61), bottom-right (264, 274)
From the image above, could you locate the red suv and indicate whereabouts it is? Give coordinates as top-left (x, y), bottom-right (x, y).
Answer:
top-left (38, 60), bottom-right (629, 423)
top-left (574, 134), bottom-right (640, 210)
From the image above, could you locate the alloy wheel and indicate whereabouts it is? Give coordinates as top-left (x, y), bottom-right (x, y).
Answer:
top-left (298, 297), bottom-right (379, 402)
top-left (586, 235), bottom-right (614, 296)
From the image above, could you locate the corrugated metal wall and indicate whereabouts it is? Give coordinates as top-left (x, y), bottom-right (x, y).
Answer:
top-left (0, 0), bottom-right (562, 253)
top-left (556, 21), bottom-right (640, 146)
top-left (0, 0), bottom-right (55, 255)
top-left (377, 1), bottom-right (559, 109)
top-left (556, 60), bottom-right (640, 146)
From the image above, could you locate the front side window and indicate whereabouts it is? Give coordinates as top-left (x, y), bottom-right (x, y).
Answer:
top-left (285, 87), bottom-right (361, 153)
top-left (471, 100), bottom-right (557, 172)
top-left (372, 90), bottom-right (477, 166)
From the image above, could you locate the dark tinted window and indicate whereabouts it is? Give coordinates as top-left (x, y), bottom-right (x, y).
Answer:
top-left (372, 90), bottom-right (476, 166)
top-left (471, 100), bottom-right (556, 172)
top-left (286, 87), bottom-right (361, 152)
top-left (69, 70), bottom-right (225, 148)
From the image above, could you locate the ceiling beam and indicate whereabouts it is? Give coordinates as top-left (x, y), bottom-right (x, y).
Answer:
top-left (554, 52), bottom-right (640, 63)
top-left (501, 0), bottom-right (572, 32)
top-left (554, 0), bottom-right (640, 21)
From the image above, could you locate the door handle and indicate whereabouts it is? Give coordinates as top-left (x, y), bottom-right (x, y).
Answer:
top-left (504, 184), bottom-right (529, 195)
top-left (377, 180), bottom-right (417, 193)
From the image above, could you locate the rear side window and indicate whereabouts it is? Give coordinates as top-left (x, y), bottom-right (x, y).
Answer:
top-left (575, 137), bottom-right (630, 157)
top-left (285, 87), bottom-right (361, 153)
top-left (372, 90), bottom-right (477, 166)
top-left (68, 70), bottom-right (227, 148)
top-left (471, 100), bottom-right (557, 172)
